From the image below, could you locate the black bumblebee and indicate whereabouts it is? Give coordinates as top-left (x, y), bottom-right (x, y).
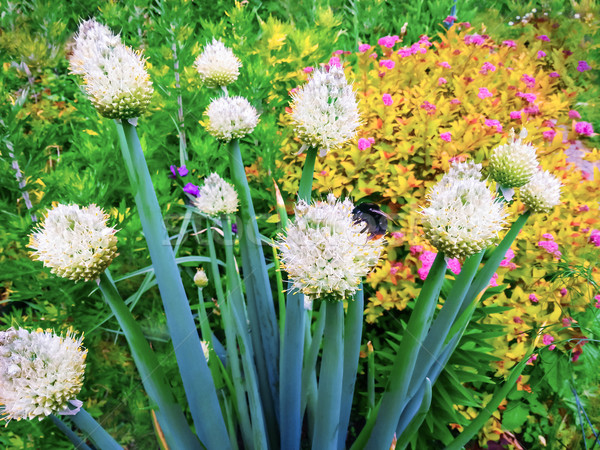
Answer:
top-left (352, 202), bottom-right (392, 240)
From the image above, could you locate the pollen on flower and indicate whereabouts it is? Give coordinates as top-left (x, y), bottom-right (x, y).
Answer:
top-left (203, 96), bottom-right (259, 142)
top-left (69, 19), bottom-right (153, 120)
top-left (193, 173), bottom-right (239, 216)
top-left (29, 203), bottom-right (118, 282)
top-left (0, 327), bottom-right (87, 422)
top-left (277, 194), bottom-right (384, 303)
top-left (290, 65), bottom-right (361, 157)
top-left (489, 128), bottom-right (538, 188)
top-left (421, 162), bottom-right (507, 258)
top-left (194, 38), bottom-right (241, 87)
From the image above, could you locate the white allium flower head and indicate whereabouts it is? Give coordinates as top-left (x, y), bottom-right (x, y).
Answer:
top-left (0, 327), bottom-right (87, 422)
top-left (446, 161), bottom-right (483, 181)
top-left (489, 128), bottom-right (539, 188)
top-left (194, 268), bottom-right (209, 288)
top-left (69, 19), bottom-right (153, 120)
top-left (203, 96), bottom-right (259, 142)
top-left (29, 203), bottom-right (118, 282)
top-left (194, 38), bottom-right (241, 88)
top-left (278, 194), bottom-right (384, 304)
top-left (193, 173), bottom-right (239, 216)
top-left (290, 65), bottom-right (361, 157)
top-left (422, 167), bottom-right (508, 258)
top-left (520, 169), bottom-right (562, 213)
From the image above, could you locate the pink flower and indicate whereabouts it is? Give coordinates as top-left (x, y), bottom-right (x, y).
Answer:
top-left (478, 87), bottom-right (493, 99)
top-left (537, 35), bottom-right (550, 42)
top-left (503, 40), bottom-right (517, 48)
top-left (527, 354), bottom-right (538, 365)
top-left (382, 93), bottom-right (393, 106)
top-left (517, 92), bottom-right (537, 103)
top-left (464, 33), bottom-right (485, 45)
top-left (438, 77), bottom-right (447, 85)
top-left (358, 43), bottom-right (372, 52)
top-left (328, 56), bottom-right (342, 68)
top-left (568, 110), bottom-right (581, 119)
top-left (460, 22), bottom-right (471, 28)
top-left (450, 98), bottom-right (461, 105)
top-left (542, 334), bottom-right (554, 346)
top-left (485, 119), bottom-right (502, 132)
top-left (523, 105), bottom-right (540, 115)
top-left (397, 47), bottom-right (411, 58)
top-left (562, 317), bottom-right (574, 327)
top-left (390, 232), bottom-right (404, 240)
top-left (303, 66), bottom-right (314, 73)
top-left (572, 349), bottom-right (582, 362)
top-left (488, 273), bottom-right (499, 287)
top-left (320, 170), bottom-right (328, 176)
top-left (378, 35), bottom-right (400, 48)
top-left (529, 294), bottom-right (539, 303)
top-left (549, 345), bottom-right (556, 351)
top-left (589, 229), bottom-right (600, 247)
top-left (479, 62), bottom-right (497, 74)
top-left (369, 52), bottom-right (378, 58)
top-left (575, 121), bottom-right (594, 136)
top-left (542, 233), bottom-right (554, 240)
top-left (358, 138), bottom-right (372, 151)
top-left (538, 240), bottom-right (560, 255)
top-left (448, 258), bottom-right (461, 275)
top-left (380, 59), bottom-right (395, 69)
top-left (549, 72), bottom-right (560, 78)
top-left (444, 15), bottom-right (457, 24)
top-left (537, 50), bottom-right (546, 59)
top-left (438, 61), bottom-right (452, 69)
top-left (410, 245), bottom-right (423, 255)
top-left (420, 101), bottom-right (436, 114)
top-left (521, 74), bottom-right (536, 88)
top-left (440, 132), bottom-right (452, 142)
top-left (418, 251), bottom-right (437, 280)
top-left (513, 316), bottom-right (523, 324)
top-left (577, 60), bottom-right (591, 72)
top-left (560, 288), bottom-right (568, 297)
top-left (578, 204), bottom-right (589, 212)
top-left (510, 111), bottom-right (522, 120)
top-left (333, 49), bottom-right (344, 55)
top-left (595, 295), bottom-right (600, 308)
top-left (543, 130), bottom-right (556, 141)
top-left (499, 249), bottom-right (516, 269)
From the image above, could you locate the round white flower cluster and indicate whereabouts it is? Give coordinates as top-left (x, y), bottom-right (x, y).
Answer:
top-left (0, 327), bottom-right (87, 422)
top-left (278, 194), bottom-right (384, 304)
top-left (69, 19), bottom-right (153, 120)
top-left (203, 96), bottom-right (259, 142)
top-left (422, 164), bottom-right (507, 258)
top-left (489, 128), bottom-right (539, 188)
top-left (290, 65), bottom-right (361, 157)
top-left (520, 169), bottom-right (562, 213)
top-left (194, 38), bottom-right (241, 88)
top-left (193, 173), bottom-right (239, 216)
top-left (29, 203), bottom-right (118, 282)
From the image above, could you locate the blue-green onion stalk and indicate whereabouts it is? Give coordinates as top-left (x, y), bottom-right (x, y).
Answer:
top-left (115, 120), bottom-right (230, 449)
top-left (68, 408), bottom-right (123, 450)
top-left (280, 145), bottom-right (316, 449)
top-left (222, 214), bottom-right (269, 449)
top-left (98, 271), bottom-right (201, 449)
top-left (50, 415), bottom-right (93, 450)
top-left (228, 138), bottom-right (280, 443)
top-left (365, 252), bottom-right (448, 449)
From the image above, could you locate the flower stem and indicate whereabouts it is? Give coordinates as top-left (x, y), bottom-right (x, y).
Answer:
top-left (365, 252), bottom-right (447, 449)
top-left (312, 300), bottom-right (345, 449)
top-left (68, 408), bottom-right (122, 450)
top-left (337, 287), bottom-right (365, 450)
top-left (98, 271), bottom-right (200, 449)
top-left (115, 120), bottom-right (230, 449)
top-left (50, 415), bottom-right (92, 450)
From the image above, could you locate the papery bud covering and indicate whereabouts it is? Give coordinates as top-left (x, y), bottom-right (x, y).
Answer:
top-left (422, 165), bottom-right (507, 258)
top-left (194, 38), bottom-right (241, 87)
top-left (69, 19), bottom-right (153, 119)
top-left (29, 204), bottom-right (118, 282)
top-left (290, 65), bottom-right (361, 157)
top-left (520, 169), bottom-right (562, 213)
top-left (194, 268), bottom-right (209, 288)
top-left (489, 128), bottom-right (539, 188)
top-left (193, 173), bottom-right (239, 216)
top-left (0, 328), bottom-right (87, 422)
top-left (203, 96), bottom-right (259, 142)
top-left (277, 194), bottom-right (384, 304)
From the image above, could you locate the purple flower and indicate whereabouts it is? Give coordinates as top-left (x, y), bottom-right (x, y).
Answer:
top-left (510, 111), bottom-right (522, 120)
top-left (521, 74), bottom-right (536, 88)
top-left (517, 92), bottom-right (537, 103)
top-left (358, 44), bottom-right (372, 52)
top-left (577, 60), bottom-right (591, 72)
top-left (485, 119), bottom-right (502, 132)
top-left (440, 132), bottom-right (452, 142)
top-left (574, 121), bottom-right (594, 136)
top-left (382, 93), bottom-right (393, 106)
top-left (379, 59), bottom-right (395, 69)
top-left (478, 87), bottom-right (493, 99)
top-left (529, 293), bottom-right (539, 303)
top-left (420, 100), bottom-right (436, 114)
top-left (590, 230), bottom-right (600, 247)
top-left (169, 164), bottom-right (188, 178)
top-left (438, 61), bottom-right (451, 69)
top-left (464, 34), bottom-right (485, 45)
top-left (438, 77), bottom-right (447, 85)
top-left (232, 223), bottom-right (238, 234)
top-left (568, 110), bottom-right (581, 119)
top-left (378, 35), bottom-right (400, 48)
top-left (503, 40), bottom-right (517, 48)
top-left (183, 183), bottom-right (200, 197)
top-left (479, 62), bottom-right (496, 74)
top-left (536, 35), bottom-right (550, 42)
top-left (543, 129), bottom-right (556, 141)
top-left (549, 72), bottom-right (560, 78)
top-left (537, 50), bottom-right (546, 59)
